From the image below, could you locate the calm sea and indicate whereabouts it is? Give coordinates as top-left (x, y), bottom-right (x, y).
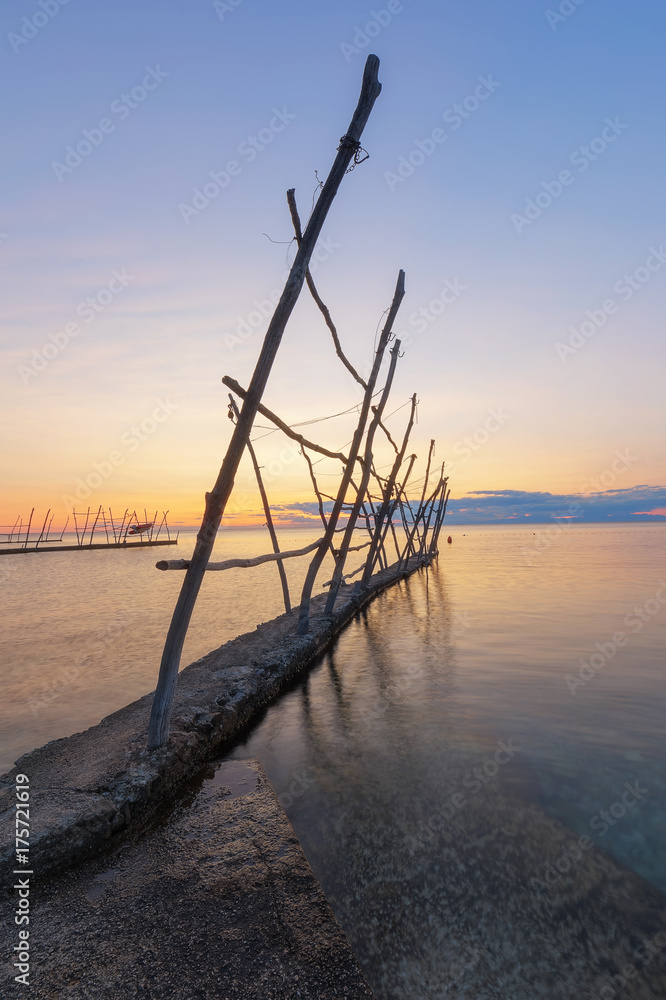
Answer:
top-left (218, 521), bottom-right (666, 997)
top-left (0, 525), bottom-right (337, 773)
top-left (2, 522), bottom-right (666, 994)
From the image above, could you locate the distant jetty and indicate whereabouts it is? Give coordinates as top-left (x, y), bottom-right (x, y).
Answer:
top-left (0, 505), bottom-right (178, 555)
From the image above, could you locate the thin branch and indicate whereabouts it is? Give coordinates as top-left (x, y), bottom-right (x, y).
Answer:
top-left (157, 537), bottom-right (324, 572)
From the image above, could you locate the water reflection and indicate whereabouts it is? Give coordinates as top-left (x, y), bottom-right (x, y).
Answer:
top-left (225, 526), bottom-right (666, 998)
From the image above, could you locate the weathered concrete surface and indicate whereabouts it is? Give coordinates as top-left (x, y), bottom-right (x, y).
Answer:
top-left (0, 559), bottom-right (427, 879)
top-left (0, 759), bottom-right (376, 999)
top-left (303, 758), bottom-right (666, 999)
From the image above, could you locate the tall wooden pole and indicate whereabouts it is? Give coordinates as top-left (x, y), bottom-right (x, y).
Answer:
top-left (148, 56), bottom-right (383, 748)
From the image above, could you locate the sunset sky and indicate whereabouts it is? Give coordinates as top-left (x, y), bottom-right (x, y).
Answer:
top-left (2, 0), bottom-right (665, 529)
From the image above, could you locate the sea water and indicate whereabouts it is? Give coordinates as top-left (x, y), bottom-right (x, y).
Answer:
top-left (2, 523), bottom-right (665, 995)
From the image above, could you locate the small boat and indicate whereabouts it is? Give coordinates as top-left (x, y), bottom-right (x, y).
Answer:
top-left (128, 522), bottom-right (154, 536)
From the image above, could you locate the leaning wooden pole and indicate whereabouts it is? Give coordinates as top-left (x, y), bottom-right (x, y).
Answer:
top-left (228, 395), bottom-right (291, 613)
top-left (357, 393), bottom-right (417, 591)
top-left (430, 485), bottom-right (451, 556)
top-left (418, 465), bottom-right (446, 561)
top-left (399, 438), bottom-right (435, 568)
top-left (22, 508), bottom-right (34, 549)
top-left (325, 341), bottom-right (402, 612)
top-left (148, 56), bottom-right (383, 748)
top-left (297, 270), bottom-right (405, 635)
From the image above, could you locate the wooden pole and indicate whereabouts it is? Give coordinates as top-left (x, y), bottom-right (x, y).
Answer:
top-left (287, 190), bottom-right (367, 390)
top-left (418, 465), bottom-right (445, 561)
top-left (350, 480), bottom-right (387, 570)
top-left (157, 537), bottom-right (325, 572)
top-left (325, 340), bottom-right (401, 612)
top-left (430, 485), bottom-right (450, 556)
top-left (80, 507), bottom-right (91, 547)
top-left (22, 508), bottom-right (34, 549)
top-left (287, 188), bottom-right (405, 458)
top-left (88, 505), bottom-right (102, 546)
top-left (108, 507), bottom-right (117, 544)
top-left (229, 396), bottom-right (291, 613)
top-left (399, 439), bottom-right (434, 568)
top-left (148, 55), bottom-right (383, 748)
top-left (34, 509), bottom-right (51, 550)
top-left (394, 453), bottom-right (418, 546)
top-left (155, 510), bottom-right (168, 542)
top-left (296, 271), bottom-right (405, 635)
top-left (357, 393), bottom-right (417, 591)
top-left (222, 377), bottom-right (354, 466)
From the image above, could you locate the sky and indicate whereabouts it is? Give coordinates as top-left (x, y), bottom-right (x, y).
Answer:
top-left (2, 0), bottom-right (665, 529)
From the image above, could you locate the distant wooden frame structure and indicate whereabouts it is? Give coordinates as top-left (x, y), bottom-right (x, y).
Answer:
top-left (0, 507), bottom-right (178, 554)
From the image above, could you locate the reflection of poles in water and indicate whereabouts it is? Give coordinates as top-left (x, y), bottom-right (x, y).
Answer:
top-left (298, 670), bottom-right (351, 784)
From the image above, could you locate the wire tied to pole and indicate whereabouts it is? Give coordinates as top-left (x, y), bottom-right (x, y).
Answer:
top-left (338, 134), bottom-right (369, 172)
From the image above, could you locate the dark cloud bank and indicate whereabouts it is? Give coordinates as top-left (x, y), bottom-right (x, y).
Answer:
top-left (272, 487), bottom-right (666, 525)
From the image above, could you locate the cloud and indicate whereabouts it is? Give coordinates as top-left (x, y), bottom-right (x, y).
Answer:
top-left (444, 486), bottom-right (666, 524)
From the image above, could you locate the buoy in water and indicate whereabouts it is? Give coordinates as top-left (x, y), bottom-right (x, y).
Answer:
top-left (447, 535), bottom-right (452, 544)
